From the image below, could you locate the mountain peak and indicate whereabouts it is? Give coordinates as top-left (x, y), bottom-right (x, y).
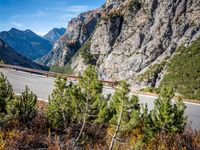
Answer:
top-left (10, 27), bottom-right (17, 30)
top-left (10, 28), bottom-right (19, 32)
top-left (9, 28), bottom-right (35, 35)
top-left (0, 29), bottom-right (52, 60)
top-left (25, 29), bottom-right (33, 33)
top-left (43, 27), bottom-right (66, 44)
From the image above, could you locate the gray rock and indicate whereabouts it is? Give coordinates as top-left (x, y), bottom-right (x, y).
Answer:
top-left (38, 9), bottom-right (102, 67)
top-left (40, 0), bottom-right (200, 89)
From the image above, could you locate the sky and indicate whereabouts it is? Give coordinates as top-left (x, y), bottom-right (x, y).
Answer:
top-left (0, 0), bottom-right (105, 36)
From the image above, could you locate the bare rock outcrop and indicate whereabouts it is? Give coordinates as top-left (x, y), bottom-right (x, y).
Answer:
top-left (39, 0), bottom-right (200, 88)
top-left (39, 9), bottom-right (102, 67)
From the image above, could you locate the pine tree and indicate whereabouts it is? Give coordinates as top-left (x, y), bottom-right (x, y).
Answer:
top-left (0, 73), bottom-right (14, 116)
top-left (0, 60), bottom-right (4, 64)
top-left (109, 81), bottom-right (141, 150)
top-left (95, 98), bottom-right (112, 124)
top-left (45, 77), bottom-right (76, 128)
top-left (7, 86), bottom-right (37, 123)
top-left (74, 65), bottom-right (104, 143)
top-left (145, 86), bottom-right (187, 135)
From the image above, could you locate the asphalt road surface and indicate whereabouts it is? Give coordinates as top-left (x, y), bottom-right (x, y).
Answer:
top-left (0, 68), bottom-right (200, 130)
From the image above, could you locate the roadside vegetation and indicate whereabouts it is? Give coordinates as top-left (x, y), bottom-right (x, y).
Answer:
top-left (160, 37), bottom-right (200, 100)
top-left (0, 67), bottom-right (200, 149)
top-left (140, 86), bottom-right (159, 94)
top-left (50, 64), bottom-right (73, 74)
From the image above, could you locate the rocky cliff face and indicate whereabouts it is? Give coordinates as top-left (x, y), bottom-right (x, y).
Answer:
top-left (40, 0), bottom-right (200, 89)
top-left (38, 9), bottom-right (102, 66)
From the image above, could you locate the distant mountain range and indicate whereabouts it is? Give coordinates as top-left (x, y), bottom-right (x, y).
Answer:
top-left (43, 27), bottom-right (66, 44)
top-left (0, 38), bottom-right (45, 70)
top-left (0, 28), bottom-right (53, 60)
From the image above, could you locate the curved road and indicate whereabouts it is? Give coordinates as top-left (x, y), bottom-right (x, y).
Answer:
top-left (0, 68), bottom-right (200, 129)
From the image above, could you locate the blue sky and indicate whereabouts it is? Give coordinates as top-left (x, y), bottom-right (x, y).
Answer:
top-left (0, 0), bottom-right (105, 35)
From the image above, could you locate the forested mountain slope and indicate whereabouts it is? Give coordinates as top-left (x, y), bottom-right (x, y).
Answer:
top-left (0, 38), bottom-right (45, 69)
top-left (160, 37), bottom-right (200, 100)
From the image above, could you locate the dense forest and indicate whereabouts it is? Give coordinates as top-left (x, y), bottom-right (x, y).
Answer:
top-left (0, 65), bottom-right (199, 149)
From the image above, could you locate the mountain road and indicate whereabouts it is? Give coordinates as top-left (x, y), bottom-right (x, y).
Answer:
top-left (0, 68), bottom-right (199, 129)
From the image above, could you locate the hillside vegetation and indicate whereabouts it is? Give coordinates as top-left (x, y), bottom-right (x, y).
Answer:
top-left (50, 64), bottom-right (73, 74)
top-left (160, 38), bottom-right (200, 100)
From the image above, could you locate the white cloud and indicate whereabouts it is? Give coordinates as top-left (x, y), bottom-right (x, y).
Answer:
top-left (10, 21), bottom-right (23, 28)
top-left (54, 5), bottom-right (94, 14)
top-left (30, 10), bottom-right (47, 17)
top-left (66, 5), bottom-right (91, 13)
top-left (58, 14), bottom-right (77, 22)
top-left (52, 5), bottom-right (94, 27)
top-left (55, 5), bottom-right (95, 24)
top-left (9, 14), bottom-right (20, 20)
top-left (55, 1), bottom-right (69, 6)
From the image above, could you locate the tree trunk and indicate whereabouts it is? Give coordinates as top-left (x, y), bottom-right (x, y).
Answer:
top-left (109, 102), bottom-right (123, 150)
top-left (75, 116), bottom-right (86, 143)
top-left (62, 108), bottom-right (67, 128)
top-left (75, 85), bottom-right (89, 144)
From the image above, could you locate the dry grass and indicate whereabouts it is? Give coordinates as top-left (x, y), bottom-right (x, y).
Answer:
top-left (37, 100), bottom-right (48, 110)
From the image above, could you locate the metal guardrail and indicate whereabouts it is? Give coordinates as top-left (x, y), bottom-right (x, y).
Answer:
top-left (0, 64), bottom-right (117, 86)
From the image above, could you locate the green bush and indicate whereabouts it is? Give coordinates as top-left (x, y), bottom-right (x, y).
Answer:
top-left (73, 65), bottom-right (105, 143)
top-left (140, 87), bottom-right (158, 93)
top-left (0, 73), bottom-right (14, 115)
top-left (79, 38), bottom-right (94, 64)
top-left (45, 77), bottom-right (77, 128)
top-left (0, 60), bottom-right (4, 64)
top-left (160, 37), bottom-right (200, 100)
top-left (7, 86), bottom-right (37, 123)
top-left (108, 81), bottom-right (142, 149)
top-left (50, 64), bottom-right (73, 74)
top-left (143, 86), bottom-right (187, 139)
